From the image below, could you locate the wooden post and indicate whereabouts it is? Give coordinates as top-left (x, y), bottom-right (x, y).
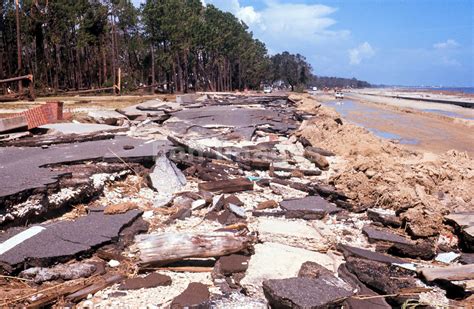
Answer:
top-left (115, 67), bottom-right (121, 95)
top-left (15, 0), bottom-right (22, 93)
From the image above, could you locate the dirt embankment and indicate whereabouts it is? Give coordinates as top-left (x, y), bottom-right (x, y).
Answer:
top-left (294, 93), bottom-right (474, 237)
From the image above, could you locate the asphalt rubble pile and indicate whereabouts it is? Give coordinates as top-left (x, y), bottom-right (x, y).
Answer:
top-left (0, 92), bottom-right (473, 308)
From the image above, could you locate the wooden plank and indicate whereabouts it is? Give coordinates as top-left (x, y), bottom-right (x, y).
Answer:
top-left (198, 178), bottom-right (253, 193)
top-left (420, 264), bottom-right (474, 282)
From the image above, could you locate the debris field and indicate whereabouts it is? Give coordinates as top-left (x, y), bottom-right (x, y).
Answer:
top-left (0, 92), bottom-right (473, 308)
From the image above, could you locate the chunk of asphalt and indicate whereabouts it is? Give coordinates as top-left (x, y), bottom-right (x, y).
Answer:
top-left (338, 244), bottom-right (406, 265)
top-left (215, 254), bottom-right (250, 275)
top-left (0, 209), bottom-right (142, 273)
top-left (263, 277), bottom-right (353, 308)
top-left (281, 195), bottom-right (341, 220)
top-left (119, 273), bottom-right (172, 290)
top-left (170, 282), bottom-right (210, 308)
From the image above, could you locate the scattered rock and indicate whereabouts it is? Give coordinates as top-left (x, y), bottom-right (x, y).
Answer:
top-left (298, 261), bottom-right (335, 278)
top-left (227, 204), bottom-right (246, 218)
top-left (119, 273), bottom-right (172, 290)
top-left (304, 149), bottom-right (329, 170)
top-left (87, 110), bottom-right (127, 126)
top-left (224, 195), bottom-right (244, 206)
top-left (281, 195), bottom-right (341, 220)
top-left (362, 225), bottom-right (411, 245)
top-left (420, 264), bottom-right (474, 282)
top-left (170, 282), bottom-right (210, 308)
top-left (256, 200), bottom-right (279, 210)
top-left (269, 182), bottom-right (308, 199)
top-left (460, 253), bottom-right (474, 265)
top-left (104, 201), bottom-right (138, 215)
top-left (388, 238), bottom-right (436, 260)
top-left (306, 146), bottom-right (335, 157)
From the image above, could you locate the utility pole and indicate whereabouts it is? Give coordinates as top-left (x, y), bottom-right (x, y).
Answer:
top-left (15, 0), bottom-right (22, 93)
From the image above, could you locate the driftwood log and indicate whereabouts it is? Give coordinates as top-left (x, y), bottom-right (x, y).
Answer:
top-left (135, 231), bottom-right (256, 265)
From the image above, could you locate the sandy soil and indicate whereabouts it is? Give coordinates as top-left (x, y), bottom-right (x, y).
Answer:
top-left (295, 93), bottom-right (473, 236)
top-left (314, 93), bottom-right (474, 156)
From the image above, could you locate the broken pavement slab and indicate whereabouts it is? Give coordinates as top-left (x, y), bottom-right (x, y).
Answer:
top-left (0, 136), bottom-right (171, 200)
top-left (338, 244), bottom-right (406, 264)
top-left (280, 195), bottom-right (341, 220)
top-left (263, 276), bottom-right (353, 309)
top-left (254, 217), bottom-right (333, 251)
top-left (0, 209), bottom-right (142, 273)
top-left (39, 123), bottom-right (121, 134)
top-left (240, 242), bottom-right (342, 297)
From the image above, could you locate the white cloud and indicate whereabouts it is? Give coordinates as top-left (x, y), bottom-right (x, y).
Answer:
top-left (433, 39), bottom-right (459, 49)
top-left (349, 42), bottom-right (375, 65)
top-left (236, 6), bottom-right (262, 25)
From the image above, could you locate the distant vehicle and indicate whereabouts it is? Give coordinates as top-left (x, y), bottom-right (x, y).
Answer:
top-left (335, 91), bottom-right (344, 99)
top-left (312, 86), bottom-right (318, 91)
top-left (263, 86), bottom-right (273, 94)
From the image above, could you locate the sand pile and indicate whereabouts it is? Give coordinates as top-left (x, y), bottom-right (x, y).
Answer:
top-left (294, 94), bottom-right (474, 236)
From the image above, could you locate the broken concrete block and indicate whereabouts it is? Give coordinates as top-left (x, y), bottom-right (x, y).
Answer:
top-left (170, 282), bottom-right (210, 308)
top-left (228, 204), bottom-right (246, 218)
top-left (255, 217), bottom-right (332, 251)
top-left (367, 208), bottom-right (402, 228)
top-left (240, 242), bottom-right (341, 297)
top-left (119, 273), bottom-right (172, 290)
top-left (281, 195), bottom-right (341, 220)
top-left (39, 123), bottom-right (120, 134)
top-left (0, 115), bottom-right (28, 133)
top-left (176, 94), bottom-right (198, 104)
top-left (87, 110), bottom-right (128, 125)
top-left (304, 149), bottom-right (329, 170)
top-left (263, 277), bottom-right (352, 309)
top-left (149, 155), bottom-right (186, 195)
top-left (198, 178), bottom-right (253, 194)
top-left (445, 212), bottom-right (474, 252)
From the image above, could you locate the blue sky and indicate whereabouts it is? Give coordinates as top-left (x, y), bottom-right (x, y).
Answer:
top-left (133, 0), bottom-right (473, 86)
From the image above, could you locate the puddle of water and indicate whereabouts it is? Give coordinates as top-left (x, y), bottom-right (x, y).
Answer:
top-left (422, 109), bottom-right (474, 120)
top-left (323, 100), bottom-right (420, 145)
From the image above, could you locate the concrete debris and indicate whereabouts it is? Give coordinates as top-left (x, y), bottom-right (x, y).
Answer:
top-left (149, 154), bottom-right (187, 195)
top-left (0, 93), bottom-right (467, 307)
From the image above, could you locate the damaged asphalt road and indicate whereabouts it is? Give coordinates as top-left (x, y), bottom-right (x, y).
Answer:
top-left (0, 93), bottom-right (473, 307)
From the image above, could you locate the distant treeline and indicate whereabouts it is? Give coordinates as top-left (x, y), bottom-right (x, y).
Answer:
top-left (309, 76), bottom-right (371, 89)
top-left (0, 0), bottom-right (369, 93)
